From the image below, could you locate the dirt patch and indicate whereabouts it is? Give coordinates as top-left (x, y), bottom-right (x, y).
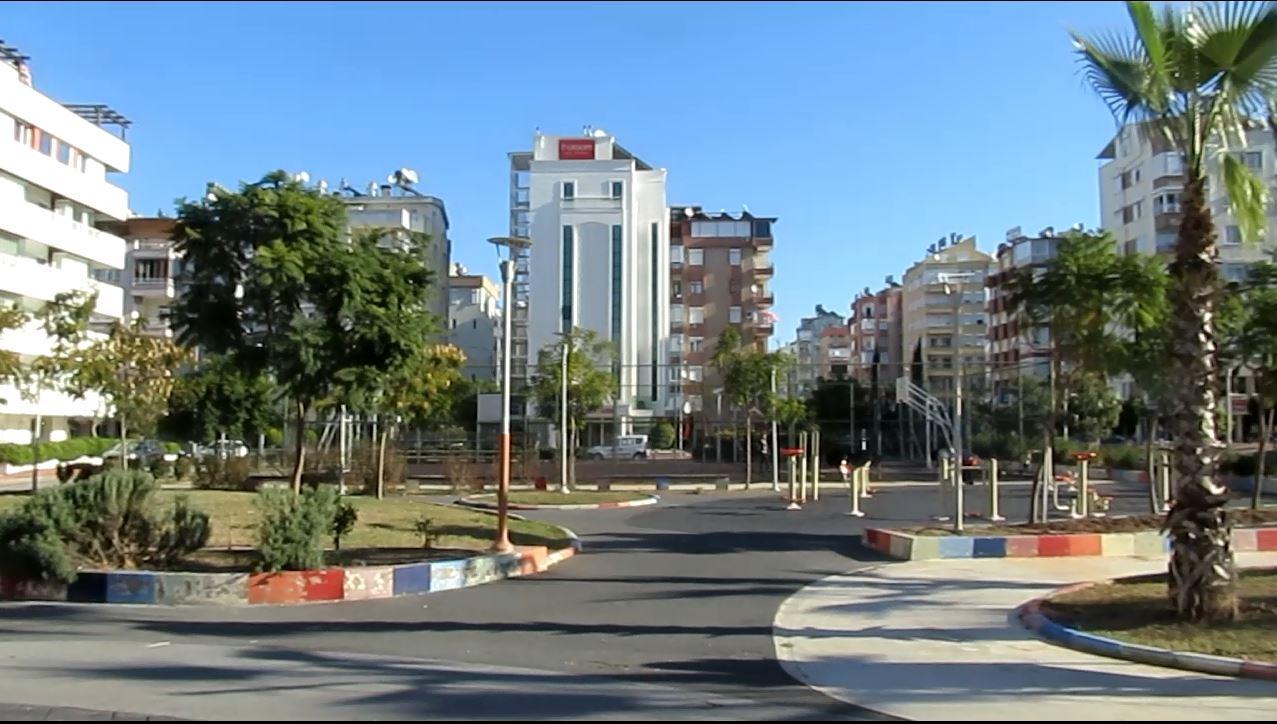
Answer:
top-left (1042, 568), bottom-right (1277, 661)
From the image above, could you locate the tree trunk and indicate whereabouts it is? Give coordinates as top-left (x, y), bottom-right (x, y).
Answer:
top-left (1254, 407), bottom-right (1272, 510)
top-left (1145, 413), bottom-right (1159, 514)
top-left (1166, 176), bottom-right (1236, 622)
top-left (745, 412), bottom-right (753, 487)
top-left (290, 399), bottom-right (307, 495)
top-left (376, 425), bottom-right (390, 500)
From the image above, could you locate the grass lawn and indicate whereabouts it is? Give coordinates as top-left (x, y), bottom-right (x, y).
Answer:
top-left (0, 489), bottom-right (572, 570)
top-left (904, 508), bottom-right (1277, 537)
top-left (1043, 568), bottom-right (1277, 661)
top-left (496, 490), bottom-right (650, 506)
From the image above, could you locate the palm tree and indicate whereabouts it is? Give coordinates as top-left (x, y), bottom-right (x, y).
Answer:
top-left (1073, 1), bottom-right (1277, 621)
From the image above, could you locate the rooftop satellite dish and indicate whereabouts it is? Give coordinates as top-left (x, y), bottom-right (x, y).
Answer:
top-left (367, 181), bottom-right (378, 196)
top-left (389, 168), bottom-right (419, 186)
top-left (683, 207), bottom-right (695, 218)
top-left (293, 171), bottom-right (310, 184)
top-left (592, 127), bottom-right (607, 138)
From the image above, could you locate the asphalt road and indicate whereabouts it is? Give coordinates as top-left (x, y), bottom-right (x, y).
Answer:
top-left (0, 475), bottom-right (1163, 720)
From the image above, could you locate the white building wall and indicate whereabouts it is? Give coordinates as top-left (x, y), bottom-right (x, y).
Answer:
top-left (344, 194), bottom-right (451, 329)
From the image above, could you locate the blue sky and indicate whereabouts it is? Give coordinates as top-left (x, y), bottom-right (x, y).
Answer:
top-left (5, 1), bottom-right (1133, 342)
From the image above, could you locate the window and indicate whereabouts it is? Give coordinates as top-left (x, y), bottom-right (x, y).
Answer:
top-left (1226, 225), bottom-right (1242, 245)
top-left (670, 333), bottom-right (683, 349)
top-left (1120, 170), bottom-right (1134, 189)
top-left (687, 366), bottom-right (704, 382)
top-left (562, 181), bottom-right (575, 199)
top-left (729, 248), bottom-right (742, 266)
top-left (1154, 192), bottom-right (1180, 214)
top-left (729, 306), bottom-right (742, 323)
top-left (611, 224), bottom-right (623, 346)
top-left (753, 220), bottom-right (771, 237)
top-left (56, 140), bottom-right (70, 165)
top-left (38, 130), bottom-right (52, 156)
top-left (671, 245), bottom-right (683, 265)
top-left (687, 248), bottom-right (704, 266)
top-left (668, 366), bottom-right (682, 381)
top-left (13, 120), bottom-right (30, 145)
top-left (689, 280), bottom-right (703, 294)
top-left (610, 181), bottom-right (623, 198)
top-left (561, 225), bottom-right (574, 329)
top-left (451, 318), bottom-right (458, 329)
top-left (472, 319), bottom-right (477, 329)
top-left (688, 307), bottom-right (704, 324)
top-left (672, 280), bottom-right (682, 297)
top-left (671, 306), bottom-right (684, 323)
top-left (1164, 153), bottom-right (1184, 174)
top-left (689, 337), bottom-right (704, 352)
top-left (134, 259), bottom-right (167, 281)
top-left (929, 335), bottom-right (952, 347)
top-left (1245, 151), bottom-right (1263, 171)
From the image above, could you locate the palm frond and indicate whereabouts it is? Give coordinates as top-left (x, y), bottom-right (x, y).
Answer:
top-left (1220, 152), bottom-right (1270, 244)
top-left (1071, 28), bottom-right (1160, 123)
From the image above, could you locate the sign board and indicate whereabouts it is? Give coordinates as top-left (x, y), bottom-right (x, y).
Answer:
top-left (477, 393), bottom-right (527, 424)
top-left (558, 138), bottom-right (595, 160)
top-left (1231, 393), bottom-right (1250, 416)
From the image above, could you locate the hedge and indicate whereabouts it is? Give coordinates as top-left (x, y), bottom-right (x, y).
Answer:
top-left (0, 437), bottom-right (117, 466)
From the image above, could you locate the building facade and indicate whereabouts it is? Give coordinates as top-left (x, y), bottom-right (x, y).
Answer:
top-left (509, 130), bottom-right (669, 433)
top-left (668, 206), bottom-right (776, 416)
top-left (1098, 121), bottom-right (1277, 281)
top-left (986, 227), bottom-right (1062, 403)
top-left (902, 235), bottom-right (993, 406)
top-left (818, 324), bottom-right (851, 379)
top-left (96, 217), bottom-right (177, 337)
top-left (447, 263), bottom-right (500, 382)
top-left (340, 181), bottom-right (451, 329)
top-left (0, 44), bottom-right (129, 442)
top-left (790, 306), bottom-right (845, 397)
top-left (849, 282), bottom-right (903, 388)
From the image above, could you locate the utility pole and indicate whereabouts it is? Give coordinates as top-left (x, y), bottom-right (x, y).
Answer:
top-left (559, 333), bottom-right (570, 493)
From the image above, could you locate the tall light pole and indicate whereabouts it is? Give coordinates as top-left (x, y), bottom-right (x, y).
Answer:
top-left (557, 331), bottom-right (571, 493)
top-left (940, 271), bottom-right (977, 534)
top-left (487, 236), bottom-right (531, 553)
top-left (771, 366), bottom-right (780, 492)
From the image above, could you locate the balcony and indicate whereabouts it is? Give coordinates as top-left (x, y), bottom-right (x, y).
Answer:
top-left (0, 138), bottom-right (129, 220)
top-left (0, 194), bottom-right (126, 269)
top-left (1154, 211), bottom-right (1183, 231)
top-left (132, 277), bottom-right (176, 298)
top-left (561, 195), bottom-right (622, 212)
top-left (748, 293), bottom-right (774, 307)
top-left (0, 251), bottom-right (123, 319)
top-left (132, 238), bottom-right (174, 256)
top-left (750, 264), bottom-right (775, 278)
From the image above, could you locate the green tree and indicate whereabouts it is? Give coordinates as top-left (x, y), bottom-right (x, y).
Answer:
top-left (163, 354), bottom-right (277, 444)
top-left (1063, 373), bottom-right (1122, 442)
top-left (74, 319), bottom-right (190, 461)
top-left (712, 328), bottom-right (787, 486)
top-left (174, 171), bottom-right (363, 493)
top-left (1232, 263), bottom-right (1277, 508)
top-left (530, 328), bottom-right (615, 490)
top-left (1074, 0), bottom-right (1277, 620)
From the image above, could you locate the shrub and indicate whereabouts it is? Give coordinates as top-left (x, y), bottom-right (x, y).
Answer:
top-left (649, 421), bottom-right (675, 450)
top-left (195, 454), bottom-right (255, 491)
top-left (968, 431), bottom-right (1027, 462)
top-left (350, 443), bottom-right (406, 494)
top-left (1221, 450), bottom-right (1277, 477)
top-left (255, 485), bottom-right (339, 572)
top-left (0, 437), bottom-right (122, 466)
top-left (331, 498), bottom-right (358, 551)
top-left (413, 514), bottom-right (435, 549)
top-left (445, 455), bottom-right (476, 495)
top-left (149, 457), bottom-right (175, 479)
top-left (174, 456), bottom-right (195, 481)
top-left (1098, 444), bottom-right (1145, 471)
top-left (0, 470), bottom-right (210, 583)
top-left (163, 442), bottom-right (182, 454)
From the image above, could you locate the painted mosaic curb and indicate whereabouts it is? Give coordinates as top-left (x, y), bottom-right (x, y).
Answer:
top-left (1016, 581), bottom-right (1277, 682)
top-left (862, 525), bottom-right (1277, 561)
top-left (0, 527), bottom-right (582, 607)
top-left (457, 493), bottom-right (660, 511)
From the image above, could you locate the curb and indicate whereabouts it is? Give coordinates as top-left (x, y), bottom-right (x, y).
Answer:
top-left (863, 525), bottom-right (1277, 561)
top-left (457, 494), bottom-right (660, 511)
top-left (1015, 581), bottom-right (1277, 682)
top-left (0, 528), bottom-right (582, 608)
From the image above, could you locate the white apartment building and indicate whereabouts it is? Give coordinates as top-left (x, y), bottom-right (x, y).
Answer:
top-left (340, 179), bottom-right (451, 329)
top-left (0, 44), bottom-right (128, 443)
top-left (447, 263), bottom-right (500, 382)
top-left (1099, 121), bottom-right (1277, 280)
top-left (790, 305), bottom-right (845, 397)
top-left (509, 129), bottom-right (669, 433)
top-left (902, 235), bottom-right (993, 405)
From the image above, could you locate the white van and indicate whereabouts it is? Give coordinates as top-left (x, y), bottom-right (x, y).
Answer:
top-left (586, 435), bottom-right (649, 460)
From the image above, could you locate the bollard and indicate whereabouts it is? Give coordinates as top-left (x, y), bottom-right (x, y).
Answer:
top-left (1158, 451), bottom-right (1172, 512)
top-left (798, 433), bottom-right (809, 504)
top-left (787, 455), bottom-right (801, 510)
top-left (848, 465), bottom-right (865, 517)
top-left (987, 458), bottom-right (1004, 521)
top-left (812, 431), bottom-right (821, 502)
top-left (1079, 457), bottom-right (1090, 518)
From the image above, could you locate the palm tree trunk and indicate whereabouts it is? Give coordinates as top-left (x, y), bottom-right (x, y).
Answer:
top-left (376, 425), bottom-right (389, 500)
top-left (1254, 408), bottom-right (1272, 510)
top-left (1166, 177), bottom-right (1236, 622)
top-left (291, 399), bottom-right (307, 495)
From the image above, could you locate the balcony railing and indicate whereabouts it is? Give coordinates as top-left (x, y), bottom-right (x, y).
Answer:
top-left (0, 251), bottom-right (123, 319)
top-left (751, 264), bottom-right (775, 277)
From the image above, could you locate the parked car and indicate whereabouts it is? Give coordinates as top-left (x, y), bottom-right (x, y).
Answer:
top-left (186, 440), bottom-right (250, 459)
top-left (102, 439), bottom-right (167, 465)
top-left (586, 435), bottom-right (649, 460)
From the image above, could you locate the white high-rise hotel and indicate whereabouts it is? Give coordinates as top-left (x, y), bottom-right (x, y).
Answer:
top-left (509, 130), bottom-right (670, 433)
top-left (0, 44), bottom-right (128, 443)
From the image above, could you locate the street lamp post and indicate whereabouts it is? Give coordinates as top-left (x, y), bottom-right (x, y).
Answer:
top-left (940, 271), bottom-right (977, 534)
top-left (771, 366), bottom-right (780, 492)
top-left (559, 332), bottom-right (571, 493)
top-left (487, 236), bottom-right (532, 554)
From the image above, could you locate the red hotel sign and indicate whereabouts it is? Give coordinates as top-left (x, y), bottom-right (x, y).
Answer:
top-left (558, 138), bottom-right (595, 160)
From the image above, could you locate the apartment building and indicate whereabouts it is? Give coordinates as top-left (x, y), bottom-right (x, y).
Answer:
top-left (0, 44), bottom-right (129, 442)
top-left (447, 263), bottom-right (500, 382)
top-left (818, 324), bottom-right (851, 378)
top-left (986, 226), bottom-right (1063, 403)
top-left (96, 216), bottom-right (178, 337)
top-left (1098, 121), bottom-right (1277, 281)
top-left (849, 282), bottom-right (903, 388)
top-left (508, 129), bottom-right (669, 434)
top-left (340, 178), bottom-right (451, 329)
top-left (902, 234), bottom-right (993, 405)
top-left (790, 305), bottom-right (844, 397)
top-left (668, 206), bottom-right (776, 416)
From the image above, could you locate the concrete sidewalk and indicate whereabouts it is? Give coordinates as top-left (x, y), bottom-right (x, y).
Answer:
top-left (773, 553), bottom-right (1277, 721)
